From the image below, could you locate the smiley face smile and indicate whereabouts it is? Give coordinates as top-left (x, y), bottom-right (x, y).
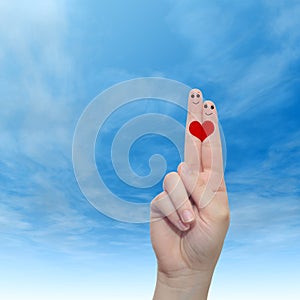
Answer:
top-left (205, 112), bottom-right (213, 116)
top-left (192, 101), bottom-right (200, 105)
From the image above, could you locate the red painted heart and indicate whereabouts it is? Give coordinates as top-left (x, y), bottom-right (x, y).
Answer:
top-left (189, 121), bottom-right (214, 142)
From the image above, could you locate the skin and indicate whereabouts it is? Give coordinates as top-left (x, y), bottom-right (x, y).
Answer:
top-left (150, 89), bottom-right (230, 300)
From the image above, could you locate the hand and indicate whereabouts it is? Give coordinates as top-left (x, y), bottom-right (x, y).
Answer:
top-left (150, 89), bottom-right (230, 299)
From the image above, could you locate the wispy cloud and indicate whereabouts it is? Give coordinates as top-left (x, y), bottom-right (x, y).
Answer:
top-left (227, 129), bottom-right (300, 194)
top-left (0, 1), bottom-right (107, 257)
top-left (166, 0), bottom-right (300, 117)
top-left (225, 193), bottom-right (300, 259)
top-left (224, 129), bottom-right (300, 256)
top-left (0, 2), bottom-right (299, 290)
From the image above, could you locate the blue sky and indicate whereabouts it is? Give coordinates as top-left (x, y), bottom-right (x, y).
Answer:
top-left (1, 0), bottom-right (300, 299)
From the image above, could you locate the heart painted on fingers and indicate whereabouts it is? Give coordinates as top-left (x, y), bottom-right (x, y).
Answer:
top-left (189, 121), bottom-right (214, 142)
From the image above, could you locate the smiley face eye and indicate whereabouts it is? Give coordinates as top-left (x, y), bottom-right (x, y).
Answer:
top-left (191, 94), bottom-right (195, 98)
top-left (196, 94), bottom-right (200, 98)
top-left (211, 105), bottom-right (215, 110)
top-left (204, 104), bottom-right (208, 108)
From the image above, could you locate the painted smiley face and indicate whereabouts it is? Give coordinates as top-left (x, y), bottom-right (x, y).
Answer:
top-left (203, 101), bottom-right (215, 116)
top-left (189, 89), bottom-right (202, 105)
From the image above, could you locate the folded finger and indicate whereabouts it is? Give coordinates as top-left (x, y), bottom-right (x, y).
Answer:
top-left (163, 172), bottom-right (195, 224)
top-left (150, 191), bottom-right (190, 231)
top-left (150, 191), bottom-right (174, 220)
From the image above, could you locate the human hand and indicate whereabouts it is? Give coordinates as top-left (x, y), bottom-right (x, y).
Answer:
top-left (150, 89), bottom-right (230, 300)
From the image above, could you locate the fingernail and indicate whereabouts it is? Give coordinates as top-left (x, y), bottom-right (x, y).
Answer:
top-left (178, 220), bottom-right (190, 231)
top-left (181, 209), bottom-right (194, 222)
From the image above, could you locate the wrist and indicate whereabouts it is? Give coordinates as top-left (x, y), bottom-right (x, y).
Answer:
top-left (153, 269), bottom-right (213, 300)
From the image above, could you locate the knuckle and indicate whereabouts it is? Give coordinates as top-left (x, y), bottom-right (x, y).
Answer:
top-left (216, 207), bottom-right (230, 223)
top-left (164, 171), bottom-right (178, 182)
top-left (151, 192), bottom-right (163, 207)
top-left (176, 198), bottom-right (190, 211)
top-left (163, 171), bottom-right (179, 190)
top-left (177, 162), bottom-right (184, 174)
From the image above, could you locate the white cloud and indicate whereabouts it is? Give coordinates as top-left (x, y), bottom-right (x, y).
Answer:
top-left (223, 131), bottom-right (300, 256)
top-left (0, 2), bottom-right (87, 256)
top-left (0, 201), bottom-right (32, 231)
top-left (226, 129), bottom-right (300, 195)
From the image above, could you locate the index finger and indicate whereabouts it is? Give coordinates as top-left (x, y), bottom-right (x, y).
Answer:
top-left (184, 88), bottom-right (203, 172)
